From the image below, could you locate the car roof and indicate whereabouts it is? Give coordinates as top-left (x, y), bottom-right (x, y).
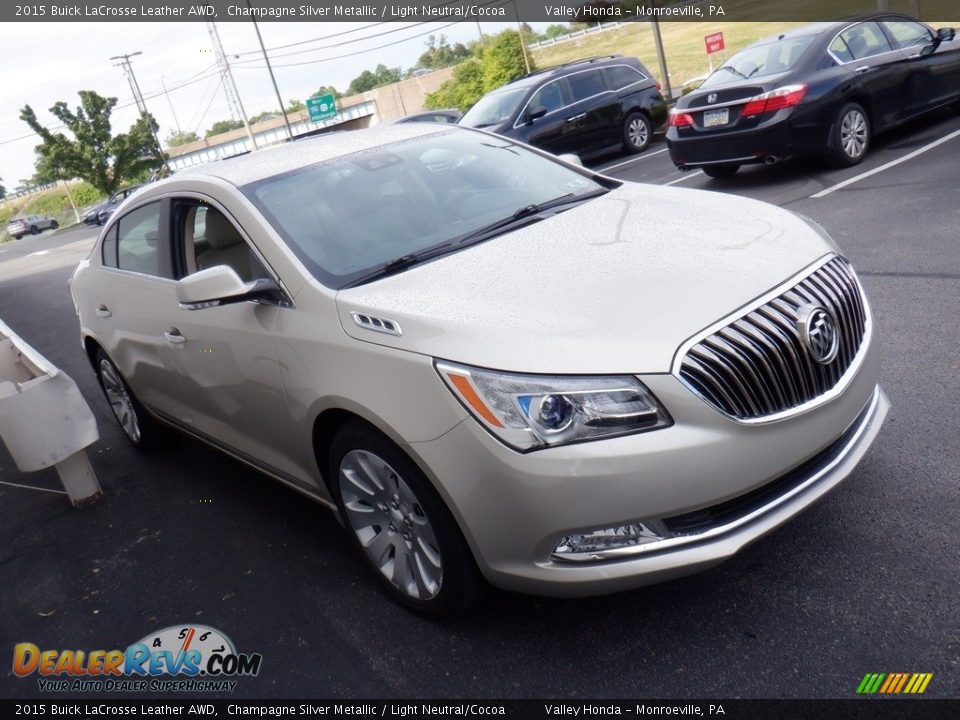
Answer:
top-left (504, 55), bottom-right (630, 88)
top-left (744, 13), bottom-right (921, 50)
top-left (174, 123), bottom-right (448, 187)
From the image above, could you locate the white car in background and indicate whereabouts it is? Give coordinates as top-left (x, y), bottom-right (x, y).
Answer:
top-left (70, 125), bottom-right (888, 617)
top-left (6, 214), bottom-right (59, 239)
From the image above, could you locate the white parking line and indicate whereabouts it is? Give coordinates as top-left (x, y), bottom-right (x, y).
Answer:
top-left (597, 148), bottom-right (668, 172)
top-left (663, 171), bottom-right (704, 186)
top-left (27, 250), bottom-right (51, 257)
top-left (811, 126), bottom-right (960, 199)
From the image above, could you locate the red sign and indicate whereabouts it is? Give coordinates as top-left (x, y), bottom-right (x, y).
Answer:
top-left (705, 32), bottom-right (725, 55)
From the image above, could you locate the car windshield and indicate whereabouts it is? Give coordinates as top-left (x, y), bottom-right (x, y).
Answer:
top-left (699, 35), bottom-right (816, 87)
top-left (243, 130), bottom-right (606, 288)
top-left (460, 86), bottom-right (529, 127)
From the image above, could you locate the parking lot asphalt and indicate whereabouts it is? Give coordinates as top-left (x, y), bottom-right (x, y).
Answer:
top-left (1, 110), bottom-right (958, 700)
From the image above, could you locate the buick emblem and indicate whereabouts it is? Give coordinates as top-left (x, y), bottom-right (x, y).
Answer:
top-left (707, 93), bottom-right (718, 104)
top-left (798, 305), bottom-right (839, 364)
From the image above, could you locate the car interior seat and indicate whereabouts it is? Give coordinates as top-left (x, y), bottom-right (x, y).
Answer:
top-left (195, 209), bottom-right (258, 282)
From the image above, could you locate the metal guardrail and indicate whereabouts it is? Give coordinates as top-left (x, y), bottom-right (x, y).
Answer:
top-left (526, 22), bottom-right (623, 51)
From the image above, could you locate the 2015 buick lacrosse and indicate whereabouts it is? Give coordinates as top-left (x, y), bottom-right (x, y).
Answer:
top-left (70, 125), bottom-right (889, 617)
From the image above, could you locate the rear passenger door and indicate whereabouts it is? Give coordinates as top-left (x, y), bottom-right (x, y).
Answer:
top-left (94, 200), bottom-right (189, 420)
top-left (562, 68), bottom-right (621, 156)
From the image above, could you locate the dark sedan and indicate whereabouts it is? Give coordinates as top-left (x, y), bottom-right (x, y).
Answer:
top-left (667, 13), bottom-right (960, 178)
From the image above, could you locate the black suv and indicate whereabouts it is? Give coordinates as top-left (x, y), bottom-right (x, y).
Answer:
top-left (460, 55), bottom-right (668, 160)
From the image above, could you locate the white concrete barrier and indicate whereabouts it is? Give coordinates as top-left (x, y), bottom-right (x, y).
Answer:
top-left (0, 317), bottom-right (101, 506)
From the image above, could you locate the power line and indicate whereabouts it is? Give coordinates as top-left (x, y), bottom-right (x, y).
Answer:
top-left (109, 51), bottom-right (170, 172)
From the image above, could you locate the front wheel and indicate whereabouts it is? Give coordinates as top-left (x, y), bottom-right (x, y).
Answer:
top-left (50, 220), bottom-right (59, 230)
top-left (826, 102), bottom-right (870, 167)
top-left (94, 349), bottom-right (171, 452)
top-left (702, 163), bottom-right (741, 179)
top-left (329, 421), bottom-right (481, 618)
top-left (623, 111), bottom-right (653, 153)
top-left (29, 226), bottom-right (39, 235)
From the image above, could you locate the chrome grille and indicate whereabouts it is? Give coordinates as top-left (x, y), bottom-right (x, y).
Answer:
top-left (678, 257), bottom-right (868, 421)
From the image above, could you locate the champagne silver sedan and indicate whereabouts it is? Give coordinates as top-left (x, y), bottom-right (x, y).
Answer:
top-left (70, 125), bottom-right (889, 617)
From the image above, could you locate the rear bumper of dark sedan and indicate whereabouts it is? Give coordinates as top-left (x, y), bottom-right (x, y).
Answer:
top-left (666, 112), bottom-right (827, 168)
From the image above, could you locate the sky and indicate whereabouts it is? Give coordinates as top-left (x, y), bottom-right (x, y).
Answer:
top-left (0, 20), bottom-right (549, 188)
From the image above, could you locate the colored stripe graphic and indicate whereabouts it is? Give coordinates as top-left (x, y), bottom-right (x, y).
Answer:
top-left (857, 672), bottom-right (932, 694)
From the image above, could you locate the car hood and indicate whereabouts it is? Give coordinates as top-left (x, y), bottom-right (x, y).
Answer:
top-left (335, 183), bottom-right (835, 374)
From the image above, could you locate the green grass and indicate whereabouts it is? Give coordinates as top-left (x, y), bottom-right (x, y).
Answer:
top-left (531, 2), bottom-right (960, 91)
top-left (0, 182), bottom-right (103, 243)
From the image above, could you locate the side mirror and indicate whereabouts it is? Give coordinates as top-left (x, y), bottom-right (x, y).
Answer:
top-left (525, 105), bottom-right (549, 123)
top-left (176, 265), bottom-right (280, 310)
top-left (937, 27), bottom-right (956, 42)
top-left (558, 153), bottom-right (584, 166)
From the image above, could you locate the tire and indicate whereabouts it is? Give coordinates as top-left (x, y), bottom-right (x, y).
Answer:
top-left (29, 226), bottom-right (39, 235)
top-left (622, 111), bottom-right (653, 153)
top-left (50, 221), bottom-right (58, 230)
top-left (826, 102), bottom-right (870, 167)
top-left (328, 420), bottom-right (481, 618)
top-left (94, 349), bottom-right (172, 452)
top-left (702, 163), bottom-right (741, 179)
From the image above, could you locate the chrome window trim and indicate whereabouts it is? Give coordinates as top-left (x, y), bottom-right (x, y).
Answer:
top-left (670, 253), bottom-right (873, 425)
top-left (511, 64), bottom-right (650, 130)
top-left (826, 20), bottom-right (904, 65)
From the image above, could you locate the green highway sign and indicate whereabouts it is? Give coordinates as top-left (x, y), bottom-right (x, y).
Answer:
top-left (307, 94), bottom-right (338, 122)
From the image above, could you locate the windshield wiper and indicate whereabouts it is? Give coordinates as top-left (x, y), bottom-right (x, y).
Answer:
top-left (715, 66), bottom-right (747, 80)
top-left (341, 243), bottom-right (455, 288)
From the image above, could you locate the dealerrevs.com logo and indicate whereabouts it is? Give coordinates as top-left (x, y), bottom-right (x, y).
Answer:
top-left (13, 625), bottom-right (262, 693)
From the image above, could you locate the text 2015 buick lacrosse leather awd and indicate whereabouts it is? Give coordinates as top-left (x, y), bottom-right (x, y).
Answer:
top-left (70, 125), bottom-right (889, 617)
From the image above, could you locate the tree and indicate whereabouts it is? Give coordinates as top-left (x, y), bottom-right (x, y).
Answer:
top-left (347, 64), bottom-right (402, 95)
top-left (544, 24), bottom-right (570, 40)
top-left (166, 130), bottom-right (199, 147)
top-left (424, 59), bottom-right (486, 111)
top-left (286, 99), bottom-right (305, 113)
top-left (311, 85), bottom-right (341, 100)
top-left (0, 183), bottom-right (5, 201)
top-left (413, 35), bottom-right (471, 72)
top-left (481, 30), bottom-right (531, 90)
top-left (205, 119), bottom-right (245, 137)
top-left (19, 90), bottom-right (163, 196)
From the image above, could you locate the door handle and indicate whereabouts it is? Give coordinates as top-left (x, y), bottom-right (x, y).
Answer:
top-left (907, 53), bottom-right (922, 60)
top-left (96, 305), bottom-right (111, 318)
top-left (163, 329), bottom-right (186, 345)
top-left (565, 112), bottom-right (587, 123)
top-left (854, 66), bottom-right (870, 74)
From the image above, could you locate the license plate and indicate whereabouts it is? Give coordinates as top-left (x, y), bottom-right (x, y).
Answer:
top-left (703, 108), bottom-right (730, 128)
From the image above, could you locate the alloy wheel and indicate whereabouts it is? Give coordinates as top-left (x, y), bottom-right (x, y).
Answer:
top-left (628, 117), bottom-right (649, 148)
top-left (99, 358), bottom-right (141, 443)
top-left (338, 449), bottom-right (443, 600)
top-left (840, 110), bottom-right (867, 159)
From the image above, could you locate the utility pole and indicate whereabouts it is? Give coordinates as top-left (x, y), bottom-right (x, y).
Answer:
top-left (109, 51), bottom-right (170, 173)
top-left (60, 180), bottom-right (81, 224)
top-left (512, 0), bottom-right (531, 74)
top-left (160, 77), bottom-right (182, 134)
top-left (208, 22), bottom-right (258, 150)
top-left (245, 0), bottom-right (293, 140)
top-left (649, 19), bottom-right (673, 101)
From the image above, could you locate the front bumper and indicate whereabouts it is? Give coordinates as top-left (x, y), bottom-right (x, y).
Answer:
top-left (407, 335), bottom-right (886, 596)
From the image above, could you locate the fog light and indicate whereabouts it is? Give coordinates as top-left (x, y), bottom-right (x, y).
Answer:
top-left (553, 521), bottom-right (668, 560)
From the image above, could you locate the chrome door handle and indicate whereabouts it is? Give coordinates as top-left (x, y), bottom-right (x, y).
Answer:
top-left (163, 329), bottom-right (186, 345)
top-left (565, 112), bottom-right (587, 123)
top-left (854, 66), bottom-right (870, 74)
top-left (96, 305), bottom-right (111, 318)
top-left (907, 53), bottom-right (922, 60)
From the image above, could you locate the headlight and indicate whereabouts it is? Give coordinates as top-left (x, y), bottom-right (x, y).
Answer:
top-left (435, 360), bottom-right (671, 451)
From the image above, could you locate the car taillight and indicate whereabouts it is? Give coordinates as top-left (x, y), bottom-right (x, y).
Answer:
top-left (668, 110), bottom-right (694, 127)
top-left (655, 82), bottom-right (662, 92)
top-left (742, 84), bottom-right (808, 117)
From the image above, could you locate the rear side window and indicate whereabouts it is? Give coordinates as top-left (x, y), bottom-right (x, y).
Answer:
top-left (839, 22), bottom-right (893, 60)
top-left (116, 202), bottom-right (164, 277)
top-left (829, 36), bottom-right (855, 63)
top-left (566, 69), bottom-right (607, 102)
top-left (882, 19), bottom-right (932, 49)
top-left (101, 225), bottom-right (118, 267)
top-left (603, 65), bottom-right (646, 90)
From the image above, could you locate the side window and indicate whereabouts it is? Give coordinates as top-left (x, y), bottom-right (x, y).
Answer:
top-left (602, 65), bottom-right (645, 90)
top-left (882, 19), bottom-right (933, 49)
top-left (177, 201), bottom-right (267, 282)
top-left (117, 202), bottom-right (166, 277)
top-left (839, 22), bottom-right (894, 60)
top-left (829, 36), bottom-right (855, 63)
top-left (566, 69), bottom-right (608, 102)
top-left (528, 80), bottom-right (569, 114)
top-left (101, 225), bottom-right (118, 268)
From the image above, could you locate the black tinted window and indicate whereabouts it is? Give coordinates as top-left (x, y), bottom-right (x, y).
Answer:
top-left (882, 19), bottom-right (932, 49)
top-left (839, 22), bottom-right (893, 60)
top-left (566, 69), bottom-right (607, 101)
top-left (603, 65), bottom-right (646, 89)
top-left (528, 81), bottom-right (568, 114)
